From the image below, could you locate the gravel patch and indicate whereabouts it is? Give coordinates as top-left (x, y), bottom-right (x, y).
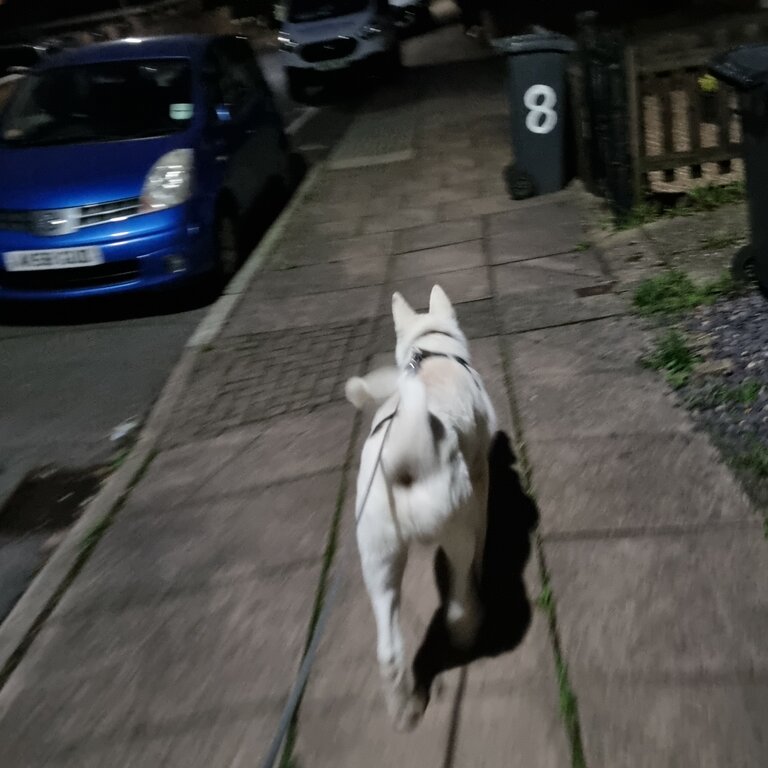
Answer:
top-left (671, 290), bottom-right (768, 511)
top-left (679, 292), bottom-right (768, 440)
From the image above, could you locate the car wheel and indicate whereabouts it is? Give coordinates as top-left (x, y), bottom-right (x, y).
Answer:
top-left (214, 210), bottom-right (242, 284)
top-left (504, 164), bottom-right (535, 200)
top-left (732, 245), bottom-right (757, 285)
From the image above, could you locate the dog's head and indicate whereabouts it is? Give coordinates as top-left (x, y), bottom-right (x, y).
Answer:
top-left (391, 285), bottom-right (469, 368)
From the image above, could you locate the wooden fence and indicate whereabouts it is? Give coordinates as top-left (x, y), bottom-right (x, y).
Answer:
top-left (626, 46), bottom-right (742, 198)
top-left (572, 11), bottom-right (768, 209)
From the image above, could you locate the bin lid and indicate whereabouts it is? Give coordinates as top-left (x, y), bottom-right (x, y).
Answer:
top-left (491, 28), bottom-right (576, 55)
top-left (710, 44), bottom-right (768, 91)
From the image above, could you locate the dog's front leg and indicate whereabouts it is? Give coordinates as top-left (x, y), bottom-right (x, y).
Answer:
top-left (358, 537), bottom-right (426, 731)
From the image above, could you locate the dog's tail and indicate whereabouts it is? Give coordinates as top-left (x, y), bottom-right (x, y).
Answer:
top-left (345, 367), bottom-right (399, 409)
top-left (383, 375), bottom-right (437, 482)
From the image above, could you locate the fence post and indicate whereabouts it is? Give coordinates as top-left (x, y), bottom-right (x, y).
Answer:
top-left (625, 45), bottom-right (644, 204)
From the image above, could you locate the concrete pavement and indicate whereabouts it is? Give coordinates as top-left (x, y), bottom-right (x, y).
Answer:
top-left (1, 23), bottom-right (768, 768)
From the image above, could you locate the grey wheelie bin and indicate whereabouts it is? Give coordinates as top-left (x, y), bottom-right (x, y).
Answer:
top-left (493, 30), bottom-right (576, 200)
top-left (710, 45), bottom-right (768, 290)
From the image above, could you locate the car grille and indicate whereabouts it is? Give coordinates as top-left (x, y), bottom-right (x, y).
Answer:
top-left (0, 197), bottom-right (142, 236)
top-left (301, 37), bottom-right (357, 63)
top-left (0, 260), bottom-right (140, 291)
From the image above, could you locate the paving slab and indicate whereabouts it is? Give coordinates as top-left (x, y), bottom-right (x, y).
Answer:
top-left (45, 716), bottom-right (282, 768)
top-left (402, 183), bottom-right (482, 208)
top-left (392, 239), bottom-right (484, 279)
top-left (513, 370), bottom-right (691, 441)
top-left (147, 424), bottom-right (265, 495)
top-left (597, 230), bottom-right (660, 293)
top-left (576, 680), bottom-right (768, 768)
top-left (247, 255), bottom-right (388, 297)
top-left (545, 528), bottom-right (768, 682)
top-left (361, 206), bottom-right (440, 234)
top-left (497, 293), bottom-right (627, 334)
top-left (278, 232), bottom-right (393, 268)
top-left (390, 266), bottom-right (492, 309)
top-left (296, 684), bottom-right (458, 768)
top-left (528, 432), bottom-right (756, 535)
top-left (0, 569), bottom-right (317, 765)
top-left (327, 98), bottom-right (416, 170)
top-left (505, 316), bottom-right (651, 378)
top-left (439, 193), bottom-right (519, 220)
top-left (467, 336), bottom-right (514, 432)
top-left (487, 199), bottom-right (583, 237)
top-left (393, 218), bottom-right (482, 253)
top-left (492, 255), bottom-right (607, 298)
top-left (53, 471), bottom-right (342, 614)
top-left (452, 686), bottom-right (571, 768)
top-left (222, 284), bottom-right (383, 335)
top-left (208, 402), bottom-right (354, 491)
top-left (488, 225), bottom-right (585, 264)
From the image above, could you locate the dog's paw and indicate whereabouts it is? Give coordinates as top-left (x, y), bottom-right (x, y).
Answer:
top-left (390, 688), bottom-right (428, 732)
top-left (345, 376), bottom-right (369, 409)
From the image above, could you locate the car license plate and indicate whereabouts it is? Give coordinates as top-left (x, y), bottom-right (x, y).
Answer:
top-left (315, 58), bottom-right (349, 71)
top-left (3, 247), bottom-right (104, 272)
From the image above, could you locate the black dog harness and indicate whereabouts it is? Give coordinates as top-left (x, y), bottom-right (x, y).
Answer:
top-left (369, 331), bottom-right (477, 437)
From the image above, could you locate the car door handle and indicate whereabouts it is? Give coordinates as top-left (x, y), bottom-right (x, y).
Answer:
top-left (216, 154), bottom-right (229, 162)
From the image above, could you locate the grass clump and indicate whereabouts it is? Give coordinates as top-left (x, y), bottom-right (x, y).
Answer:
top-left (616, 182), bottom-right (746, 229)
top-left (689, 379), bottom-right (762, 409)
top-left (687, 181), bottom-right (745, 211)
top-left (633, 269), bottom-right (739, 316)
top-left (731, 441), bottom-right (768, 478)
top-left (642, 330), bottom-right (700, 389)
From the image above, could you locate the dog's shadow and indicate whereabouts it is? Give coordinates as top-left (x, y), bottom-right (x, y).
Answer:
top-left (413, 430), bottom-right (539, 693)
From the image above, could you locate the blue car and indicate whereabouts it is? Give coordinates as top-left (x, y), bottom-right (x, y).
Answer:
top-left (0, 35), bottom-right (292, 301)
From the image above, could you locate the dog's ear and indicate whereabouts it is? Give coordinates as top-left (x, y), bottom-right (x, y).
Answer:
top-left (429, 285), bottom-right (456, 319)
top-left (392, 292), bottom-right (417, 334)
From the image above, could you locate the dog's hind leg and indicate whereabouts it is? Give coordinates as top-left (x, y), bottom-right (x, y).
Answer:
top-left (441, 520), bottom-right (483, 650)
top-left (358, 535), bottom-right (426, 731)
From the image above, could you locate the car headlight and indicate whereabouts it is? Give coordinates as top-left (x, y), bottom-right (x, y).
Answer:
top-left (278, 33), bottom-right (299, 52)
top-left (140, 149), bottom-right (193, 213)
top-left (359, 24), bottom-right (384, 39)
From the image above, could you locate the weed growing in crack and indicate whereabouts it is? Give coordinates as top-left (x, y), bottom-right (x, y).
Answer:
top-left (536, 584), bottom-right (553, 611)
top-left (642, 330), bottom-right (700, 389)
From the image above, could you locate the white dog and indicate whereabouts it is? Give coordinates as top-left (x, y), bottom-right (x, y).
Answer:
top-left (345, 285), bottom-right (496, 731)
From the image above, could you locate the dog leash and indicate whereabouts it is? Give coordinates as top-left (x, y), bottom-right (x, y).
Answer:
top-left (259, 408), bottom-right (398, 768)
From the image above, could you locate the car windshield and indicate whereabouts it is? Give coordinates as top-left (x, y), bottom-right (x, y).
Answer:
top-left (288, 0), bottom-right (369, 23)
top-left (0, 58), bottom-right (194, 147)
